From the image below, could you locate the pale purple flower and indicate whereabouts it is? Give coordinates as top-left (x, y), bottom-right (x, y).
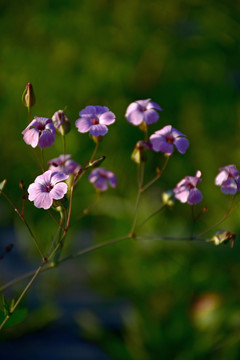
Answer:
top-left (28, 170), bottom-right (68, 210)
top-left (150, 125), bottom-right (189, 155)
top-left (88, 167), bottom-right (117, 191)
top-left (22, 117), bottom-right (55, 148)
top-left (48, 155), bottom-right (81, 175)
top-left (215, 165), bottom-right (240, 194)
top-left (75, 106), bottom-right (115, 137)
top-left (173, 171), bottom-right (203, 205)
top-left (125, 98), bottom-right (162, 126)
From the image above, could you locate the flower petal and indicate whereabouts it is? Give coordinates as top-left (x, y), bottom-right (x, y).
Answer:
top-left (75, 118), bottom-right (92, 133)
top-left (188, 188), bottom-right (203, 204)
top-left (144, 109), bottom-right (159, 125)
top-left (150, 136), bottom-right (173, 154)
top-left (174, 188), bottom-right (189, 203)
top-left (50, 182), bottom-right (68, 200)
top-left (221, 178), bottom-right (238, 194)
top-left (35, 170), bottom-right (52, 185)
top-left (127, 110), bottom-right (144, 125)
top-left (174, 137), bottom-right (189, 154)
top-left (38, 130), bottom-right (55, 148)
top-left (51, 171), bottom-right (69, 184)
top-left (99, 111), bottom-right (116, 125)
top-left (89, 124), bottom-right (108, 136)
top-left (33, 192), bottom-right (53, 209)
top-left (23, 128), bottom-right (39, 148)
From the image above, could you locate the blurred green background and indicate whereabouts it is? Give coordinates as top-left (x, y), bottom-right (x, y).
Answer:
top-left (1, 0), bottom-right (240, 359)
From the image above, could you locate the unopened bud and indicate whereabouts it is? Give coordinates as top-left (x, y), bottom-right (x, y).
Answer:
top-left (208, 231), bottom-right (236, 246)
top-left (131, 140), bottom-right (151, 164)
top-left (22, 83), bottom-right (35, 108)
top-left (52, 110), bottom-right (71, 136)
top-left (162, 190), bottom-right (174, 207)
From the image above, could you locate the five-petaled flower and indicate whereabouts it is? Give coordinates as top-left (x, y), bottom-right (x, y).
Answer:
top-left (150, 125), bottom-right (189, 155)
top-left (28, 170), bottom-right (69, 209)
top-left (22, 117), bottom-right (55, 148)
top-left (88, 167), bottom-right (117, 192)
top-left (215, 165), bottom-right (240, 194)
top-left (173, 170), bottom-right (203, 205)
top-left (48, 154), bottom-right (81, 175)
top-left (125, 98), bottom-right (162, 126)
top-left (75, 105), bottom-right (115, 137)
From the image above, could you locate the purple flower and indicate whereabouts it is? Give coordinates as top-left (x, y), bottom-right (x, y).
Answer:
top-left (28, 170), bottom-right (69, 210)
top-left (22, 117), bottom-right (55, 148)
top-left (125, 98), bottom-right (162, 126)
top-left (75, 106), bottom-right (115, 137)
top-left (88, 167), bottom-right (117, 191)
top-left (150, 125), bottom-right (189, 155)
top-left (48, 154), bottom-right (81, 175)
top-left (173, 171), bottom-right (203, 205)
top-left (215, 165), bottom-right (240, 194)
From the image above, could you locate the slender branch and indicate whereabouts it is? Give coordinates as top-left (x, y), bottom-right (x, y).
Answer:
top-left (0, 264), bottom-right (44, 330)
top-left (0, 191), bottom-right (46, 262)
top-left (136, 204), bottom-right (166, 231)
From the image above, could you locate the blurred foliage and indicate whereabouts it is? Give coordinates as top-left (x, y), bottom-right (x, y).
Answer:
top-left (1, 0), bottom-right (240, 358)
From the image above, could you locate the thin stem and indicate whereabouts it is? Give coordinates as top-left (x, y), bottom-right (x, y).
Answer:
top-left (136, 204), bottom-right (166, 231)
top-left (60, 235), bottom-right (130, 264)
top-left (140, 156), bottom-right (169, 193)
top-left (197, 196), bottom-right (235, 237)
top-left (76, 194), bottom-right (101, 220)
top-left (0, 191), bottom-right (46, 262)
top-left (0, 264), bottom-right (43, 330)
top-left (47, 209), bottom-right (66, 233)
top-left (0, 235), bottom-right (131, 292)
top-left (89, 142), bottom-right (99, 164)
top-left (130, 161), bottom-right (145, 236)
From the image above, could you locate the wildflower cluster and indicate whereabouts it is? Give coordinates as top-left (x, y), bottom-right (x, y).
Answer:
top-left (0, 84), bottom-right (238, 330)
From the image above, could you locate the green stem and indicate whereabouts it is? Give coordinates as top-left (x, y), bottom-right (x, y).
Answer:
top-left (136, 204), bottom-right (166, 231)
top-left (1, 191), bottom-right (46, 262)
top-left (89, 142), bottom-right (99, 164)
top-left (140, 156), bottom-right (169, 193)
top-left (0, 264), bottom-right (43, 330)
top-left (130, 161), bottom-right (145, 236)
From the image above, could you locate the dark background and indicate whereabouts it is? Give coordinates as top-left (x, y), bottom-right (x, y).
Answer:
top-left (1, 0), bottom-right (240, 359)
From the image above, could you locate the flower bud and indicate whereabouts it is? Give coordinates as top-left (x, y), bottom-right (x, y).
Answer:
top-left (52, 110), bottom-right (71, 136)
top-left (208, 231), bottom-right (235, 246)
top-left (162, 190), bottom-right (174, 207)
top-left (131, 141), bottom-right (152, 164)
top-left (22, 83), bottom-right (35, 108)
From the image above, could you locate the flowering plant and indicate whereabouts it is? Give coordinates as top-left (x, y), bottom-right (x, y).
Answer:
top-left (0, 86), bottom-right (238, 330)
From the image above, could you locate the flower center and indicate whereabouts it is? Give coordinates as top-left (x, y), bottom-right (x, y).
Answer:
top-left (166, 135), bottom-right (174, 144)
top-left (91, 116), bottom-right (99, 125)
top-left (43, 184), bottom-right (54, 193)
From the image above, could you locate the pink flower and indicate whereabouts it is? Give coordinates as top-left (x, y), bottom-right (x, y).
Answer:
top-left (28, 170), bottom-right (68, 209)
top-left (75, 106), bottom-right (115, 136)
top-left (173, 171), bottom-right (203, 205)
top-left (22, 117), bottom-right (55, 148)
top-left (150, 125), bottom-right (189, 155)
top-left (48, 155), bottom-right (81, 175)
top-left (215, 165), bottom-right (240, 194)
top-left (125, 98), bottom-right (162, 126)
top-left (88, 167), bottom-right (117, 191)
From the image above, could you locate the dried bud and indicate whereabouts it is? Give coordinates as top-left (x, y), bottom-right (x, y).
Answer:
top-left (208, 231), bottom-right (236, 246)
top-left (52, 110), bottom-right (71, 136)
top-left (22, 83), bottom-right (35, 108)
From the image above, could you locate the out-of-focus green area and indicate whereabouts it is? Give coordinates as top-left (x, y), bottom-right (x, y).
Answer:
top-left (1, 0), bottom-right (240, 358)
